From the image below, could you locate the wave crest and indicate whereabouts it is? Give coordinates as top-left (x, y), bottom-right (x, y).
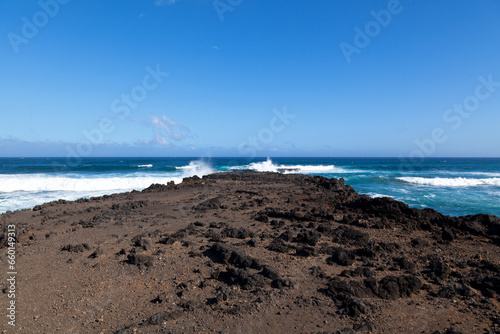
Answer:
top-left (177, 160), bottom-right (215, 178)
top-left (233, 158), bottom-right (345, 174)
top-left (0, 174), bottom-right (184, 193)
top-left (397, 177), bottom-right (500, 187)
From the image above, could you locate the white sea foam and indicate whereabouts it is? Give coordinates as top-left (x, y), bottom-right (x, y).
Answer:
top-left (0, 190), bottom-right (122, 214)
top-left (462, 172), bottom-right (500, 177)
top-left (176, 160), bottom-right (215, 177)
top-left (234, 158), bottom-right (348, 174)
top-left (0, 161), bottom-right (214, 194)
top-left (432, 170), bottom-right (500, 178)
top-left (0, 174), bottom-right (184, 193)
top-left (137, 164), bottom-right (153, 168)
top-left (0, 160), bottom-right (217, 213)
top-left (365, 192), bottom-right (392, 199)
top-left (397, 177), bottom-right (500, 187)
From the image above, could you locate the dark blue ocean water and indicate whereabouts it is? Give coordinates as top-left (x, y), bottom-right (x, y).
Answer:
top-left (1, 157), bottom-right (499, 217)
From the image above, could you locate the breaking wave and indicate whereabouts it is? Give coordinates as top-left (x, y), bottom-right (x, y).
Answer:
top-left (397, 177), bottom-right (500, 187)
top-left (176, 160), bottom-right (215, 177)
top-left (0, 174), bottom-right (183, 193)
top-left (231, 158), bottom-right (349, 174)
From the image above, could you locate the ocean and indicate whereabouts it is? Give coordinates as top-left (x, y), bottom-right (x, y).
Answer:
top-left (0, 157), bottom-right (499, 217)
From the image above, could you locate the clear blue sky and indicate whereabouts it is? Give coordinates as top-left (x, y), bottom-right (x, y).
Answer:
top-left (1, 0), bottom-right (499, 157)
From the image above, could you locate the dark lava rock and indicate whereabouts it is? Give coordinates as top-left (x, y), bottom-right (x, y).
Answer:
top-left (205, 230), bottom-right (222, 242)
top-left (207, 291), bottom-right (229, 305)
top-left (261, 265), bottom-right (281, 280)
top-left (78, 218), bottom-right (101, 228)
top-left (132, 235), bottom-right (152, 250)
top-left (126, 254), bottom-right (154, 269)
top-left (470, 276), bottom-right (500, 297)
top-left (308, 175), bottom-right (350, 191)
top-left (151, 292), bottom-right (168, 303)
top-left (159, 230), bottom-right (187, 244)
top-left (327, 277), bottom-right (376, 298)
top-left (441, 228), bottom-right (455, 242)
top-left (278, 229), bottom-right (297, 242)
top-left (45, 231), bottom-right (58, 239)
top-left (218, 267), bottom-right (269, 290)
top-left (206, 242), bottom-right (261, 269)
top-left (247, 238), bottom-right (257, 247)
top-left (316, 223), bottom-right (334, 234)
top-left (326, 247), bottom-right (355, 266)
top-left (332, 227), bottom-right (370, 247)
top-left (425, 255), bottom-right (451, 281)
top-left (253, 212), bottom-right (269, 223)
top-left (411, 237), bottom-right (430, 248)
top-left (340, 297), bottom-right (374, 317)
top-left (112, 201), bottom-right (149, 211)
top-left (60, 243), bottom-right (90, 253)
top-left (296, 246), bottom-right (318, 257)
top-left (324, 275), bottom-right (422, 301)
top-left (377, 275), bottom-right (423, 300)
top-left (456, 214), bottom-right (500, 239)
top-left (349, 196), bottom-right (419, 221)
top-left (267, 238), bottom-right (294, 254)
top-left (220, 227), bottom-right (255, 239)
top-left (193, 196), bottom-right (225, 211)
top-left (270, 220), bottom-right (286, 228)
top-left (294, 229), bottom-right (321, 246)
top-left (478, 260), bottom-right (500, 273)
top-left (88, 247), bottom-right (103, 259)
top-left (271, 278), bottom-right (295, 289)
top-left (432, 328), bottom-right (466, 334)
top-left (437, 283), bottom-right (473, 299)
top-left (373, 217), bottom-right (394, 229)
top-left (392, 256), bottom-right (416, 272)
top-left (159, 226), bottom-right (199, 245)
top-left (310, 266), bottom-right (326, 278)
top-left (209, 222), bottom-right (229, 229)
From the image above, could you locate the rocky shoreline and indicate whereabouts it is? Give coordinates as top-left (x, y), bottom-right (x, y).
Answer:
top-left (1, 171), bottom-right (499, 333)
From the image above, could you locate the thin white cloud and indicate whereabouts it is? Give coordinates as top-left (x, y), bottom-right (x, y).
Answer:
top-left (0, 114), bottom-right (191, 154)
top-left (149, 115), bottom-right (190, 146)
top-left (115, 114), bottom-right (190, 146)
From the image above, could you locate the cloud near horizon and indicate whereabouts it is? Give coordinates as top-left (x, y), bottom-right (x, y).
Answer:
top-left (149, 115), bottom-right (191, 146)
top-left (0, 113), bottom-right (192, 156)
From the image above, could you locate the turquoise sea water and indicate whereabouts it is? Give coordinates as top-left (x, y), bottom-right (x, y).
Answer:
top-left (0, 157), bottom-right (499, 217)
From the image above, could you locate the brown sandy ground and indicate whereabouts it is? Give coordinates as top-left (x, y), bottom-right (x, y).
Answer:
top-left (1, 171), bottom-right (499, 334)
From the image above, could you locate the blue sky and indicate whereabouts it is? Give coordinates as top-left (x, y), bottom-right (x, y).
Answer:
top-left (1, 0), bottom-right (499, 158)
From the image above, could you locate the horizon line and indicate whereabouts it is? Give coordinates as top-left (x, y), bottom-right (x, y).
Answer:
top-left (0, 156), bottom-right (499, 159)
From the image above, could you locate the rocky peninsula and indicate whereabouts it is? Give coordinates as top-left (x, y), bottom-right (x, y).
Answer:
top-left (1, 171), bottom-right (499, 333)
